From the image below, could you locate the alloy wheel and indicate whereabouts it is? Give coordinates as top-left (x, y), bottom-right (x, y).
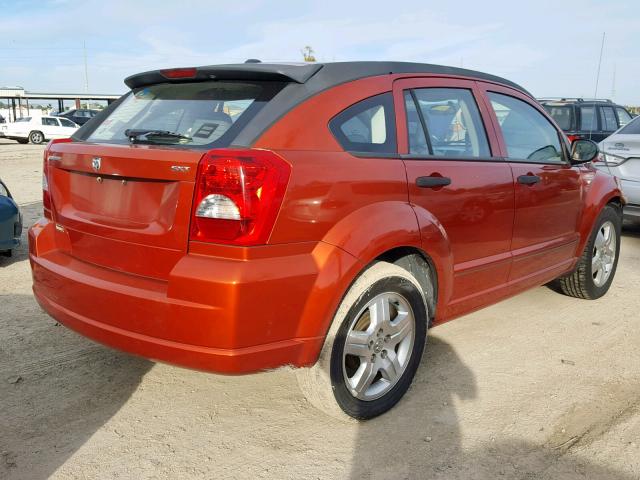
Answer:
top-left (342, 292), bottom-right (415, 401)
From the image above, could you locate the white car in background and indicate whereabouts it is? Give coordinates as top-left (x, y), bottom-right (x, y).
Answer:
top-left (0, 116), bottom-right (79, 144)
top-left (597, 114), bottom-right (640, 223)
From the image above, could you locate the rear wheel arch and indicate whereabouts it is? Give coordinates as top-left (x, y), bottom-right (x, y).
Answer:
top-left (376, 246), bottom-right (438, 323)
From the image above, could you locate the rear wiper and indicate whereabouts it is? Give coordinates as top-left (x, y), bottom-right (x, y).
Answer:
top-left (125, 129), bottom-right (191, 144)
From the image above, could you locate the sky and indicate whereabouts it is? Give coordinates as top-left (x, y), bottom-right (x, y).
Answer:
top-left (0, 0), bottom-right (638, 104)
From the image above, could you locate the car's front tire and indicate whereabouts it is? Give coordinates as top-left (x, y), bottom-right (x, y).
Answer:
top-left (297, 261), bottom-right (428, 420)
top-left (554, 204), bottom-right (621, 299)
top-left (29, 131), bottom-right (44, 144)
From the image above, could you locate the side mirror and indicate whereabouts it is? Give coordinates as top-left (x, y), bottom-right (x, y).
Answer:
top-left (570, 139), bottom-right (599, 164)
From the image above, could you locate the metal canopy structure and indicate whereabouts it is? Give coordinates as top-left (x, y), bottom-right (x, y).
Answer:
top-left (1, 87), bottom-right (122, 121)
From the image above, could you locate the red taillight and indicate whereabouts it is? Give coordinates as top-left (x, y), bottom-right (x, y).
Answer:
top-left (43, 138), bottom-right (73, 219)
top-left (566, 134), bottom-right (582, 143)
top-left (190, 149), bottom-right (291, 245)
top-left (160, 67), bottom-right (197, 79)
top-left (42, 151), bottom-right (52, 219)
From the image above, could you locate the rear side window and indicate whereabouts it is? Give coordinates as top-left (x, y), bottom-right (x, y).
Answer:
top-left (616, 107), bottom-right (632, 127)
top-left (600, 106), bottom-right (618, 131)
top-left (85, 81), bottom-right (284, 147)
top-left (580, 106), bottom-right (597, 131)
top-left (0, 182), bottom-right (8, 198)
top-left (59, 118), bottom-right (75, 127)
top-left (329, 93), bottom-right (396, 154)
top-left (488, 92), bottom-right (563, 164)
top-left (405, 88), bottom-right (490, 157)
top-left (542, 105), bottom-right (574, 131)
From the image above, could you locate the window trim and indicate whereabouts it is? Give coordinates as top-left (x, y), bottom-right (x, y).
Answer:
top-left (328, 92), bottom-right (398, 155)
top-left (485, 90), bottom-right (570, 166)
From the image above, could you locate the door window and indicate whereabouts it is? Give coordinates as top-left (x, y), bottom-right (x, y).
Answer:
top-left (42, 118), bottom-right (59, 127)
top-left (488, 92), bottom-right (563, 164)
top-left (405, 88), bottom-right (490, 157)
top-left (600, 106), bottom-right (618, 131)
top-left (616, 107), bottom-right (632, 127)
top-left (580, 106), bottom-right (597, 131)
top-left (329, 93), bottom-right (396, 153)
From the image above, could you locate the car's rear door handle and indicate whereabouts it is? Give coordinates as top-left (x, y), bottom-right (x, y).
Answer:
top-left (517, 174), bottom-right (541, 185)
top-left (416, 176), bottom-right (451, 188)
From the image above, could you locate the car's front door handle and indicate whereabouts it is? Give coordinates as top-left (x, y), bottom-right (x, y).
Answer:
top-left (517, 174), bottom-right (541, 185)
top-left (416, 176), bottom-right (452, 188)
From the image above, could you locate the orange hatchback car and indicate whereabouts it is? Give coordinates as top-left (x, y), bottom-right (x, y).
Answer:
top-left (30, 62), bottom-right (623, 419)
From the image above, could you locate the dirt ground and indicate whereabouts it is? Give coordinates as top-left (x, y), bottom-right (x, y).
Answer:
top-left (1, 138), bottom-right (640, 480)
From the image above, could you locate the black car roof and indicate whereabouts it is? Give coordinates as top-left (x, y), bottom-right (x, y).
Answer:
top-left (78, 61), bottom-right (532, 147)
top-left (125, 61), bottom-right (531, 96)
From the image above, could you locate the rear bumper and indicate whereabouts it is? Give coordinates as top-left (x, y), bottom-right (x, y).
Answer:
top-left (29, 218), bottom-right (358, 373)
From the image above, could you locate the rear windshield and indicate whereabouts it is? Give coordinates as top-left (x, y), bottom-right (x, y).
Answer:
top-left (85, 81), bottom-right (284, 147)
top-left (619, 115), bottom-right (640, 134)
top-left (542, 105), bottom-right (574, 131)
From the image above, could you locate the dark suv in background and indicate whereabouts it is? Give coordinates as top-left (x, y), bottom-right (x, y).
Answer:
top-left (54, 108), bottom-right (100, 126)
top-left (539, 98), bottom-right (633, 143)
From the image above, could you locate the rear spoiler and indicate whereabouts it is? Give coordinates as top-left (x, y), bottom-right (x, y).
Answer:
top-left (125, 63), bottom-right (324, 89)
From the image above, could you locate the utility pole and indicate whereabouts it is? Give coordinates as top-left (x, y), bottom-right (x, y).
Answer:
top-left (611, 63), bottom-right (616, 101)
top-left (83, 40), bottom-right (89, 94)
top-left (593, 32), bottom-right (605, 99)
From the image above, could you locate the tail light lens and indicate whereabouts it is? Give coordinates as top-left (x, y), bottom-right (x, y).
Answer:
top-left (596, 152), bottom-right (626, 166)
top-left (190, 149), bottom-right (291, 245)
top-left (567, 134), bottom-right (582, 143)
top-left (42, 150), bottom-right (51, 219)
top-left (43, 138), bottom-right (73, 219)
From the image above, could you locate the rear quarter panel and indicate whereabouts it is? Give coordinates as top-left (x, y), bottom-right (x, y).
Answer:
top-left (253, 75), bottom-right (455, 340)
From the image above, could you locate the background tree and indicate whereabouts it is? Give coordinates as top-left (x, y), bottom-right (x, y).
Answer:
top-left (301, 46), bottom-right (316, 62)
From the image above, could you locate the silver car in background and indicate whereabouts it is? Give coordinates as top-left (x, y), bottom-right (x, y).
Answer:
top-left (597, 115), bottom-right (640, 223)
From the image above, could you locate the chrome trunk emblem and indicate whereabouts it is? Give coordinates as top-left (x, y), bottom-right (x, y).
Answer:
top-left (92, 157), bottom-right (102, 171)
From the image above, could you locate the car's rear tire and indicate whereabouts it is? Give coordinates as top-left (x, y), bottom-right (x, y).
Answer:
top-left (296, 261), bottom-right (428, 420)
top-left (29, 131), bottom-right (44, 144)
top-left (554, 204), bottom-right (621, 299)
top-left (16, 139), bottom-right (28, 144)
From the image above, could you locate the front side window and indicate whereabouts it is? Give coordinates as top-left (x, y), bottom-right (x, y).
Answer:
top-left (406, 88), bottom-right (490, 157)
top-left (600, 106), bottom-right (618, 131)
top-left (580, 106), bottom-right (597, 131)
top-left (0, 182), bottom-right (8, 198)
top-left (488, 92), bottom-right (563, 164)
top-left (616, 107), bottom-right (632, 127)
top-left (86, 81), bottom-right (284, 147)
top-left (42, 118), bottom-right (59, 127)
top-left (329, 93), bottom-right (396, 154)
